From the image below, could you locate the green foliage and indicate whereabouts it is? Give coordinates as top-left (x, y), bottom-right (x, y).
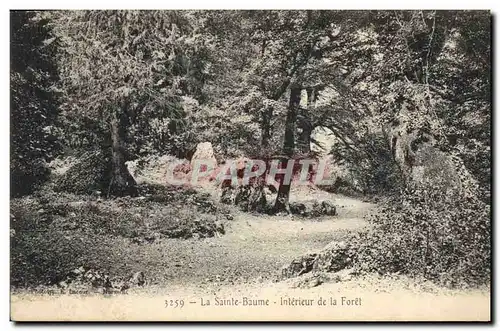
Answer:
top-left (128, 96), bottom-right (195, 158)
top-left (10, 185), bottom-right (231, 287)
top-left (327, 11), bottom-right (491, 287)
top-left (54, 150), bottom-right (112, 195)
top-left (353, 184), bottom-right (490, 288)
top-left (330, 131), bottom-right (404, 196)
top-left (50, 10), bottom-right (215, 167)
top-left (10, 11), bottom-right (61, 196)
top-left (349, 145), bottom-right (489, 287)
top-left (11, 10), bottom-right (491, 289)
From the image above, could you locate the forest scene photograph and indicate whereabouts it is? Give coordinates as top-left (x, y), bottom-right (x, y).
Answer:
top-left (9, 9), bottom-right (491, 321)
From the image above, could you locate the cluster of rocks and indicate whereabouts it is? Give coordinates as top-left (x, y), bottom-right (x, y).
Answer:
top-left (160, 216), bottom-right (226, 240)
top-left (281, 241), bottom-right (356, 280)
top-left (220, 184), bottom-right (337, 218)
top-left (139, 184), bottom-right (231, 217)
top-left (184, 142), bottom-right (340, 218)
top-left (132, 215), bottom-right (226, 244)
top-left (56, 266), bottom-right (145, 294)
top-left (289, 200), bottom-right (336, 217)
top-left (220, 184), bottom-right (271, 213)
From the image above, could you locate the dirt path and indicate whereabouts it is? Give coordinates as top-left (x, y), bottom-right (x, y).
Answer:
top-left (138, 192), bottom-right (374, 286)
top-left (11, 192), bottom-right (490, 321)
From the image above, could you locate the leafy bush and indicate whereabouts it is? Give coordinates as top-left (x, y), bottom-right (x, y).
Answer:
top-left (10, 11), bottom-right (61, 197)
top-left (11, 159), bottom-right (52, 198)
top-left (128, 96), bottom-right (197, 160)
top-left (10, 184), bottom-right (232, 287)
top-left (342, 145), bottom-right (491, 288)
top-left (54, 150), bottom-right (112, 195)
top-left (351, 182), bottom-right (490, 288)
top-left (308, 143), bottom-right (491, 288)
top-left (329, 131), bottom-right (404, 197)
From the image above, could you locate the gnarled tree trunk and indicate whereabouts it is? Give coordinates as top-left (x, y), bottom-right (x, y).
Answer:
top-left (108, 108), bottom-right (137, 197)
top-left (273, 87), bottom-right (301, 213)
top-left (297, 86), bottom-right (321, 154)
top-left (297, 111), bottom-right (313, 154)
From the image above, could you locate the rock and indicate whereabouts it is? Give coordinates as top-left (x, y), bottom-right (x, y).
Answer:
top-left (281, 253), bottom-right (317, 279)
top-left (310, 201), bottom-right (322, 217)
top-left (289, 273), bottom-right (334, 289)
top-left (125, 160), bottom-right (139, 180)
top-left (334, 268), bottom-right (355, 282)
top-left (321, 200), bottom-right (336, 216)
top-left (214, 220), bottom-right (225, 235)
top-left (113, 278), bottom-right (129, 293)
top-left (144, 234), bottom-right (157, 243)
top-left (289, 202), bottom-right (307, 216)
top-left (263, 185), bottom-right (277, 197)
top-left (248, 184), bottom-right (268, 212)
top-left (313, 241), bottom-right (354, 273)
top-left (132, 237), bottom-right (145, 245)
top-left (234, 185), bottom-right (251, 210)
top-left (282, 241), bottom-right (356, 281)
top-left (308, 200), bottom-right (336, 217)
top-left (190, 142), bottom-right (217, 169)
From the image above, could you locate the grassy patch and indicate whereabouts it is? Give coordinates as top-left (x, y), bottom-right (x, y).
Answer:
top-left (10, 183), bottom-right (233, 288)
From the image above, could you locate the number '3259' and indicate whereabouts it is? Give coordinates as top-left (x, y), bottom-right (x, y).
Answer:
top-left (165, 299), bottom-right (184, 308)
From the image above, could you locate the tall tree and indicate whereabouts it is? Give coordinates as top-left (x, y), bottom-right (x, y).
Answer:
top-left (52, 10), bottom-right (210, 196)
top-left (10, 10), bottom-right (60, 196)
top-left (273, 86), bottom-right (301, 212)
top-left (316, 10), bottom-right (490, 197)
top-left (256, 10), bottom-right (366, 212)
top-left (200, 10), bottom-right (370, 211)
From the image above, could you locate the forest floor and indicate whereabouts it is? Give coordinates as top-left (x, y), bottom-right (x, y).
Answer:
top-left (11, 185), bottom-right (490, 321)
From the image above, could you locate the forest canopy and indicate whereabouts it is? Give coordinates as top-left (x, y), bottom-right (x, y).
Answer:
top-left (10, 10), bottom-right (491, 289)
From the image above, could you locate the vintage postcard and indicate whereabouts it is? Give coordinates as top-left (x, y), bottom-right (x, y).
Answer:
top-left (10, 9), bottom-right (491, 322)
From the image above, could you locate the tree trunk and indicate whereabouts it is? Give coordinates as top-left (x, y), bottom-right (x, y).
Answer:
top-left (298, 124), bottom-right (313, 154)
top-left (108, 108), bottom-right (137, 197)
top-left (273, 87), bottom-right (301, 213)
top-left (297, 107), bottom-right (312, 154)
top-left (261, 105), bottom-right (273, 148)
top-left (297, 87), bottom-right (319, 154)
